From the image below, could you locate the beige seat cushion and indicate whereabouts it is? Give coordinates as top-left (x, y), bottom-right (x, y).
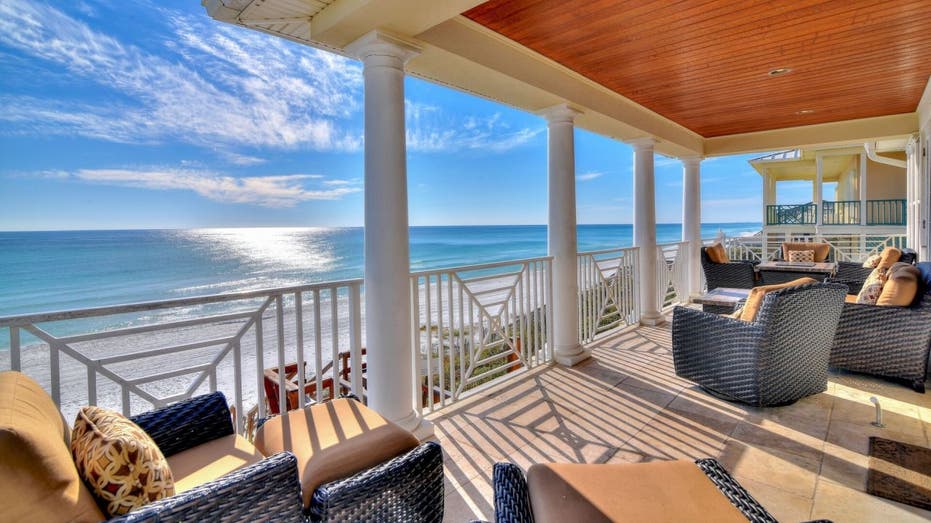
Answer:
top-left (0, 371), bottom-right (105, 523)
top-left (876, 262), bottom-right (921, 307)
top-left (738, 277), bottom-right (817, 322)
top-left (845, 294), bottom-right (859, 304)
top-left (167, 434), bottom-right (264, 493)
top-left (254, 398), bottom-right (419, 507)
top-left (782, 241), bottom-right (831, 262)
top-left (526, 461), bottom-right (748, 523)
top-left (705, 243), bottom-right (729, 263)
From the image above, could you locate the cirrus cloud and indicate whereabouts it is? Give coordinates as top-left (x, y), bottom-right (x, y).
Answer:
top-left (48, 168), bottom-right (361, 208)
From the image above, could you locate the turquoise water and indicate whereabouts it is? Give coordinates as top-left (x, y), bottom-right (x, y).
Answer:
top-left (0, 224), bottom-right (759, 319)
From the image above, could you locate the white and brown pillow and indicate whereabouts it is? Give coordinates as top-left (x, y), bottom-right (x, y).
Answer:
top-left (862, 254), bottom-right (882, 269)
top-left (788, 250), bottom-right (815, 263)
top-left (856, 270), bottom-right (886, 305)
top-left (71, 406), bottom-right (175, 517)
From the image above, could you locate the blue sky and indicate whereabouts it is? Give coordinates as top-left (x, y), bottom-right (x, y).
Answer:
top-left (0, 1), bottom-right (804, 231)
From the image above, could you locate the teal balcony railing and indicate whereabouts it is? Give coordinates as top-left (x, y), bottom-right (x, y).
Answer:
top-left (867, 199), bottom-right (907, 225)
top-left (766, 203), bottom-right (817, 225)
top-left (822, 200), bottom-right (860, 225)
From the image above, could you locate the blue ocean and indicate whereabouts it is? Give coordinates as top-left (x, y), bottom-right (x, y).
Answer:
top-left (0, 224), bottom-right (759, 319)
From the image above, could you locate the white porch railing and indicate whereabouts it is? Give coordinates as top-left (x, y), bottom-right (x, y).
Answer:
top-left (0, 280), bottom-right (364, 434)
top-left (577, 247), bottom-right (640, 343)
top-left (719, 232), bottom-right (908, 262)
top-left (657, 242), bottom-right (689, 309)
top-left (410, 257), bottom-right (553, 413)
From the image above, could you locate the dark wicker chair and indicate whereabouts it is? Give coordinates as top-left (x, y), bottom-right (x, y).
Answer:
top-left (830, 261), bottom-right (931, 393)
top-left (700, 247), bottom-right (758, 290)
top-left (308, 439), bottom-right (444, 523)
top-left (672, 282), bottom-right (847, 407)
top-left (490, 459), bottom-right (832, 523)
top-left (111, 392), bottom-right (305, 523)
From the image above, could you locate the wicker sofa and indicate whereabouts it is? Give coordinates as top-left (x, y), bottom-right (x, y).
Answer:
top-left (0, 371), bottom-right (444, 523)
top-left (700, 246), bottom-right (758, 290)
top-left (830, 261), bottom-right (931, 392)
top-left (830, 248), bottom-right (917, 294)
top-left (672, 282), bottom-right (847, 407)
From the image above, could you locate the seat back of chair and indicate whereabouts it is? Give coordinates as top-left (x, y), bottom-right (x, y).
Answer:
top-left (917, 262), bottom-right (931, 308)
top-left (754, 283), bottom-right (846, 400)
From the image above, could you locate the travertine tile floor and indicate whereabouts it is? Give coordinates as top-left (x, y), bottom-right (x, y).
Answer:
top-left (429, 323), bottom-right (931, 523)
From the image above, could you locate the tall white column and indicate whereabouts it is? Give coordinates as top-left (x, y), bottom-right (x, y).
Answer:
top-left (815, 155), bottom-right (824, 228)
top-left (681, 156), bottom-right (702, 297)
top-left (540, 104), bottom-right (590, 366)
top-left (860, 153), bottom-right (868, 226)
top-left (347, 31), bottom-right (430, 438)
top-left (630, 138), bottom-right (663, 325)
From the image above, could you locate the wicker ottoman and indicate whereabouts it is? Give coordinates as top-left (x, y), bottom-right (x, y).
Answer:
top-left (255, 398), bottom-right (444, 522)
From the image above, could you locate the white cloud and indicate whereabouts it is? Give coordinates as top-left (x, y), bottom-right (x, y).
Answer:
top-left (52, 168), bottom-right (358, 207)
top-left (405, 101), bottom-right (541, 153)
top-left (223, 152), bottom-right (268, 166)
top-left (577, 171), bottom-right (604, 181)
top-left (0, 1), bottom-right (363, 151)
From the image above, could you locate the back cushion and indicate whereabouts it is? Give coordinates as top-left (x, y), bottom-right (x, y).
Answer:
top-left (782, 242), bottom-right (831, 262)
top-left (876, 263), bottom-right (921, 307)
top-left (0, 371), bottom-right (105, 523)
top-left (705, 243), bottom-right (729, 263)
top-left (739, 277), bottom-right (817, 322)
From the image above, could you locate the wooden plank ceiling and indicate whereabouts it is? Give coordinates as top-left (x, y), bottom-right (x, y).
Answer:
top-left (464, 0), bottom-right (931, 138)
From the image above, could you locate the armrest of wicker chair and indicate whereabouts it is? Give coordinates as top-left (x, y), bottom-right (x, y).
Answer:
top-left (831, 302), bottom-right (931, 392)
top-left (309, 440), bottom-right (444, 523)
top-left (130, 392), bottom-right (234, 457)
top-left (109, 451), bottom-right (304, 523)
top-left (492, 462), bottom-right (534, 523)
top-left (824, 276), bottom-right (864, 295)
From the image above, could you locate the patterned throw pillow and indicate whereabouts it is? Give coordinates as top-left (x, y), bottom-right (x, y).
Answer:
top-left (788, 250), bottom-right (815, 263)
top-left (856, 269), bottom-right (886, 305)
top-left (862, 253), bottom-right (882, 268)
top-left (71, 406), bottom-right (175, 517)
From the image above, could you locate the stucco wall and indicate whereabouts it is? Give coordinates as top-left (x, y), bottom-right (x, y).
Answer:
top-left (866, 155), bottom-right (906, 200)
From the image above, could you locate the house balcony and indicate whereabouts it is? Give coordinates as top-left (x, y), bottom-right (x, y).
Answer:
top-left (2, 246), bottom-right (929, 522)
top-left (766, 200), bottom-right (907, 227)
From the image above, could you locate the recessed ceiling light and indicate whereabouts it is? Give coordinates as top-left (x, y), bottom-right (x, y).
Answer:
top-left (795, 109), bottom-right (815, 115)
top-left (768, 67), bottom-right (792, 77)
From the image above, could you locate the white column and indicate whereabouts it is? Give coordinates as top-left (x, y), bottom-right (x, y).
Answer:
top-left (860, 153), bottom-right (868, 226)
top-left (347, 31), bottom-right (430, 438)
top-left (815, 155), bottom-right (823, 228)
top-left (630, 138), bottom-right (663, 326)
top-left (681, 156), bottom-right (702, 297)
top-left (906, 136), bottom-right (921, 254)
top-left (540, 104), bottom-right (590, 366)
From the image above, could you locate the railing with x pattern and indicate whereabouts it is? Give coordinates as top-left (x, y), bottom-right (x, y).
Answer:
top-left (657, 242), bottom-right (690, 309)
top-left (0, 280), bottom-right (365, 434)
top-left (577, 247), bottom-right (640, 344)
top-left (410, 257), bottom-right (553, 413)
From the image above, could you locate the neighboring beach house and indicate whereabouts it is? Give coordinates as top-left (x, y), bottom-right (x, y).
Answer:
top-left (747, 143), bottom-right (911, 260)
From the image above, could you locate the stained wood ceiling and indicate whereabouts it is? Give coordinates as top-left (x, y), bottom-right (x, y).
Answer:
top-left (464, 0), bottom-right (931, 138)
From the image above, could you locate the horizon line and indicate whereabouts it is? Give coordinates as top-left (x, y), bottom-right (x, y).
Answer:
top-left (0, 222), bottom-right (763, 233)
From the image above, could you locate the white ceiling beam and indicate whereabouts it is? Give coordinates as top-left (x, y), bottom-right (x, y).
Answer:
top-left (309, 0), bottom-right (486, 48)
top-left (704, 113), bottom-right (918, 157)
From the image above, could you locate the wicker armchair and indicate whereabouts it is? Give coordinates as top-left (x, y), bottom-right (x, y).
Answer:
top-left (111, 392), bottom-right (305, 523)
top-left (672, 283), bottom-right (847, 406)
top-left (700, 247), bottom-right (758, 290)
top-left (830, 261), bottom-right (931, 393)
top-left (490, 459), bottom-right (831, 523)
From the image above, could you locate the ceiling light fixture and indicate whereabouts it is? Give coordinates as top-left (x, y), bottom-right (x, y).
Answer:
top-left (768, 67), bottom-right (791, 77)
top-left (795, 109), bottom-right (815, 115)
